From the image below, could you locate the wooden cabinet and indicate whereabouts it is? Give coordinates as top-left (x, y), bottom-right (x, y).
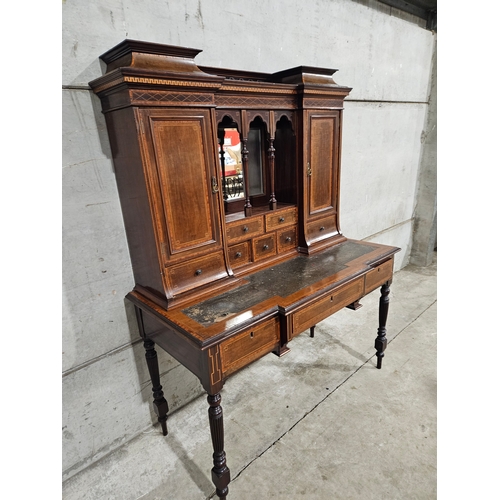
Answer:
top-left (89, 40), bottom-right (400, 499)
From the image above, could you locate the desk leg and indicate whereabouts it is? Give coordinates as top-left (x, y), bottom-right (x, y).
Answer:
top-left (375, 283), bottom-right (390, 369)
top-left (310, 325), bottom-right (315, 338)
top-left (208, 393), bottom-right (231, 499)
top-left (143, 339), bottom-right (169, 436)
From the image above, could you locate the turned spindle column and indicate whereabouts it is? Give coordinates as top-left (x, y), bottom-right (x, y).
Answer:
top-left (268, 136), bottom-right (277, 210)
top-left (375, 283), bottom-right (390, 369)
top-left (143, 339), bottom-right (169, 435)
top-left (241, 137), bottom-right (252, 216)
top-left (218, 131), bottom-right (228, 204)
top-left (208, 393), bottom-right (231, 499)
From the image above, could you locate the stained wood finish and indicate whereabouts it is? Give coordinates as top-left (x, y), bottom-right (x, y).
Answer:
top-left (90, 40), bottom-right (401, 499)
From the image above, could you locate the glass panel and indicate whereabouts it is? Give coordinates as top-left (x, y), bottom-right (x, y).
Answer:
top-left (219, 128), bottom-right (244, 200)
top-left (248, 128), bottom-right (264, 196)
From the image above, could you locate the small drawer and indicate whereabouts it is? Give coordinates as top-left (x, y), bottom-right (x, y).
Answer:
top-left (252, 234), bottom-right (277, 261)
top-left (226, 217), bottom-right (264, 244)
top-left (228, 241), bottom-right (251, 269)
top-left (277, 226), bottom-right (297, 253)
top-left (365, 259), bottom-right (393, 294)
top-left (221, 317), bottom-right (280, 376)
top-left (306, 215), bottom-right (338, 243)
top-left (265, 207), bottom-right (298, 231)
top-left (292, 277), bottom-right (364, 336)
top-left (166, 251), bottom-right (227, 294)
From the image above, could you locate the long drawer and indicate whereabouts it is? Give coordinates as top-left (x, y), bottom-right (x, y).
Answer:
top-left (220, 317), bottom-right (280, 377)
top-left (291, 277), bottom-right (364, 336)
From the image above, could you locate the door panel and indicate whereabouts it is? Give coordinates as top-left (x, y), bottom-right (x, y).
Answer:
top-left (306, 111), bottom-right (340, 220)
top-left (139, 108), bottom-right (222, 261)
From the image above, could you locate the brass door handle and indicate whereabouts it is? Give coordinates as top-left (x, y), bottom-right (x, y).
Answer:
top-left (212, 176), bottom-right (219, 193)
top-left (307, 162), bottom-right (312, 177)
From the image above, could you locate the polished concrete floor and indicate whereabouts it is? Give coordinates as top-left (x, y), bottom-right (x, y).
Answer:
top-left (63, 254), bottom-right (437, 499)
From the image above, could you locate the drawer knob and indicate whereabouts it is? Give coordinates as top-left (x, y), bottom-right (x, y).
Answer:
top-left (243, 226), bottom-right (249, 232)
top-left (319, 226), bottom-right (325, 231)
top-left (250, 331), bottom-right (254, 338)
top-left (235, 252), bottom-right (242, 258)
top-left (263, 244), bottom-right (269, 250)
top-left (279, 217), bottom-right (285, 223)
top-left (195, 269), bottom-right (202, 276)
top-left (285, 236), bottom-right (292, 242)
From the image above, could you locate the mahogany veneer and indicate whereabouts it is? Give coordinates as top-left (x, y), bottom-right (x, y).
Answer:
top-left (89, 39), bottom-right (400, 499)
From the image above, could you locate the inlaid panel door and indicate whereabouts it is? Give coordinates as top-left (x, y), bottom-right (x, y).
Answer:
top-left (304, 109), bottom-right (341, 222)
top-left (137, 108), bottom-right (223, 264)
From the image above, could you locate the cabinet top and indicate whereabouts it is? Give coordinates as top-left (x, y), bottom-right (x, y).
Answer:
top-left (89, 39), bottom-right (352, 94)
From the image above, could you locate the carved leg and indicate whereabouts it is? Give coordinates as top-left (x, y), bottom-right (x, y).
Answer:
top-left (143, 339), bottom-right (169, 435)
top-left (208, 393), bottom-right (231, 499)
top-left (310, 325), bottom-right (315, 338)
top-left (375, 283), bottom-right (390, 369)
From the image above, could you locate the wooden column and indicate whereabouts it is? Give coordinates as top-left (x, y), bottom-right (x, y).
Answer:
top-left (241, 110), bottom-right (252, 216)
top-left (375, 283), bottom-right (390, 369)
top-left (143, 338), bottom-right (169, 435)
top-left (268, 111), bottom-right (277, 210)
top-left (208, 393), bottom-right (231, 499)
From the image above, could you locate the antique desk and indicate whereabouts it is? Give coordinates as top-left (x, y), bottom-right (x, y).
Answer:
top-left (90, 40), bottom-right (400, 499)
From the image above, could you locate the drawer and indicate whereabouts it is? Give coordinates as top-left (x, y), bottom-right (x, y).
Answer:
top-left (365, 259), bottom-right (393, 294)
top-left (292, 277), bottom-right (364, 336)
top-left (306, 215), bottom-right (338, 242)
top-left (265, 207), bottom-right (298, 231)
top-left (252, 234), bottom-right (277, 261)
top-left (226, 217), bottom-right (264, 244)
top-left (228, 241), bottom-right (251, 269)
top-left (277, 226), bottom-right (297, 253)
top-left (166, 251), bottom-right (227, 294)
top-left (221, 317), bottom-right (280, 376)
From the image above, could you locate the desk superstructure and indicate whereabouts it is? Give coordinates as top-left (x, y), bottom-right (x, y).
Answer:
top-left (89, 40), bottom-right (400, 499)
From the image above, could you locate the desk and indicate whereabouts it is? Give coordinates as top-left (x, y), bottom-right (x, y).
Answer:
top-left (88, 40), bottom-right (401, 499)
top-left (127, 239), bottom-right (399, 499)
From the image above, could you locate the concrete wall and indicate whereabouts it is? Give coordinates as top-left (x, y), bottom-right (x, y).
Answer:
top-left (62, 0), bottom-right (435, 482)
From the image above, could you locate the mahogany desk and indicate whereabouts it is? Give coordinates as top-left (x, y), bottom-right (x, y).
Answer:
top-left (88, 39), bottom-right (401, 499)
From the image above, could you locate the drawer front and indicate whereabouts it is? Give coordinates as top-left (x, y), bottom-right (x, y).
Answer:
top-left (166, 251), bottom-right (227, 294)
top-left (265, 208), bottom-right (298, 231)
top-left (365, 259), bottom-right (393, 294)
top-left (226, 217), bottom-right (264, 244)
top-left (221, 317), bottom-right (280, 376)
top-left (306, 215), bottom-right (338, 242)
top-left (228, 241), bottom-right (251, 269)
top-left (277, 226), bottom-right (298, 253)
top-left (292, 277), bottom-right (364, 336)
top-left (252, 234), bottom-right (277, 261)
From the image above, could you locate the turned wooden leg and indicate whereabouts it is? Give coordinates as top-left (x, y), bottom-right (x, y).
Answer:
top-left (143, 339), bottom-right (169, 435)
top-left (208, 393), bottom-right (230, 499)
top-left (375, 283), bottom-right (390, 369)
top-left (310, 325), bottom-right (315, 338)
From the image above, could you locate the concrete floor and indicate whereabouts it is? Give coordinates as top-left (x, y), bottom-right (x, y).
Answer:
top-left (63, 254), bottom-right (437, 500)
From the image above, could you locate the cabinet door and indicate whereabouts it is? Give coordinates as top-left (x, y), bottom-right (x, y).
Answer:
top-left (138, 108), bottom-right (223, 263)
top-left (305, 110), bottom-right (340, 221)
